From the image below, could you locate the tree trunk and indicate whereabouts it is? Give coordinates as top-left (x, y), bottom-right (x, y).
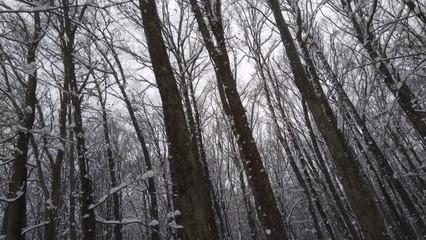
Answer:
top-left (44, 42), bottom-right (70, 240)
top-left (267, 0), bottom-right (389, 238)
top-left (95, 81), bottom-right (123, 240)
top-left (312, 40), bottom-right (424, 238)
top-left (69, 64), bottom-right (97, 240)
top-left (340, 0), bottom-right (426, 145)
top-left (301, 100), bottom-right (361, 240)
top-left (68, 108), bottom-right (77, 240)
top-left (189, 1), bottom-right (287, 239)
top-left (137, 0), bottom-right (219, 239)
top-left (2, 10), bottom-right (41, 240)
top-left (240, 170), bottom-right (258, 240)
top-left (184, 76), bottom-right (227, 240)
top-left (60, 1), bottom-right (95, 238)
top-left (262, 78), bottom-right (324, 239)
top-left (107, 50), bottom-right (159, 240)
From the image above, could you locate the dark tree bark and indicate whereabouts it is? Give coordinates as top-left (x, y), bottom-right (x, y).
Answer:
top-left (95, 80), bottom-right (123, 240)
top-left (43, 66), bottom-right (68, 240)
top-left (183, 67), bottom-right (227, 240)
top-left (59, 1), bottom-right (95, 239)
top-left (403, 0), bottom-right (426, 25)
top-left (264, 76), bottom-right (339, 239)
top-left (340, 0), bottom-right (426, 145)
top-left (137, 0), bottom-right (219, 239)
top-left (301, 100), bottom-right (361, 240)
top-left (70, 87), bottom-right (97, 240)
top-left (293, 1), bottom-right (424, 235)
top-left (188, 1), bottom-right (288, 239)
top-left (311, 39), bottom-right (424, 238)
top-left (161, 5), bottom-right (227, 236)
top-left (239, 170), bottom-right (258, 240)
top-left (115, 77), bottom-right (158, 240)
top-left (262, 77), bottom-right (323, 239)
top-left (267, 0), bottom-right (389, 238)
top-left (68, 109), bottom-right (77, 240)
top-left (43, 34), bottom-right (71, 240)
top-left (1, 10), bottom-right (42, 240)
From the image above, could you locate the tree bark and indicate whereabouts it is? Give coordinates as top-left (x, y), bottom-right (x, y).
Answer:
top-left (267, 0), bottom-right (389, 238)
top-left (312, 40), bottom-right (424, 238)
top-left (68, 108), bottom-right (77, 240)
top-left (60, 1), bottom-right (95, 238)
top-left (44, 42), bottom-right (70, 240)
top-left (340, 0), bottom-right (426, 145)
top-left (189, 1), bottom-right (288, 239)
top-left (2, 10), bottom-right (42, 240)
top-left (137, 0), bottom-right (219, 239)
top-left (68, 64), bottom-right (97, 240)
top-left (98, 41), bottom-right (159, 239)
top-left (95, 81), bottom-right (123, 240)
top-left (263, 76), bottom-right (325, 240)
top-left (301, 100), bottom-right (361, 240)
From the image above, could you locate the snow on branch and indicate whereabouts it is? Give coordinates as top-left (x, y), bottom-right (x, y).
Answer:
top-left (96, 216), bottom-right (159, 228)
top-left (89, 170), bottom-right (154, 210)
top-left (0, 191), bottom-right (24, 203)
top-left (21, 221), bottom-right (50, 235)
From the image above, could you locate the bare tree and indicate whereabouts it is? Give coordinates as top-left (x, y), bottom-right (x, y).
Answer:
top-left (90, 11), bottom-right (160, 238)
top-left (1, 0), bottom-right (424, 239)
top-left (188, 0), bottom-right (288, 239)
top-left (55, 0), bottom-right (95, 238)
top-left (266, 0), bottom-right (390, 238)
top-left (0, 4), bottom-right (44, 239)
top-left (337, 0), bottom-right (426, 145)
top-left (93, 73), bottom-right (123, 240)
top-left (137, 0), bottom-right (219, 239)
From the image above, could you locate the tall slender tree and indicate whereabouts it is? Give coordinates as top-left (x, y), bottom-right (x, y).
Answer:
top-left (292, 2), bottom-right (425, 237)
top-left (57, 0), bottom-right (95, 238)
top-left (267, 0), bottom-right (389, 238)
top-left (137, 0), bottom-right (219, 239)
top-left (338, 0), bottom-right (426, 145)
top-left (188, 1), bottom-right (288, 239)
top-left (94, 76), bottom-right (123, 240)
top-left (1, 7), bottom-right (43, 240)
top-left (93, 17), bottom-right (160, 238)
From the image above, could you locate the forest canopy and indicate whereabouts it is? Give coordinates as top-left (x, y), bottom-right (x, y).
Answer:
top-left (0, 0), bottom-right (425, 239)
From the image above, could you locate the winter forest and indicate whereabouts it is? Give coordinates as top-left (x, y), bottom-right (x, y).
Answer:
top-left (0, 0), bottom-right (425, 239)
